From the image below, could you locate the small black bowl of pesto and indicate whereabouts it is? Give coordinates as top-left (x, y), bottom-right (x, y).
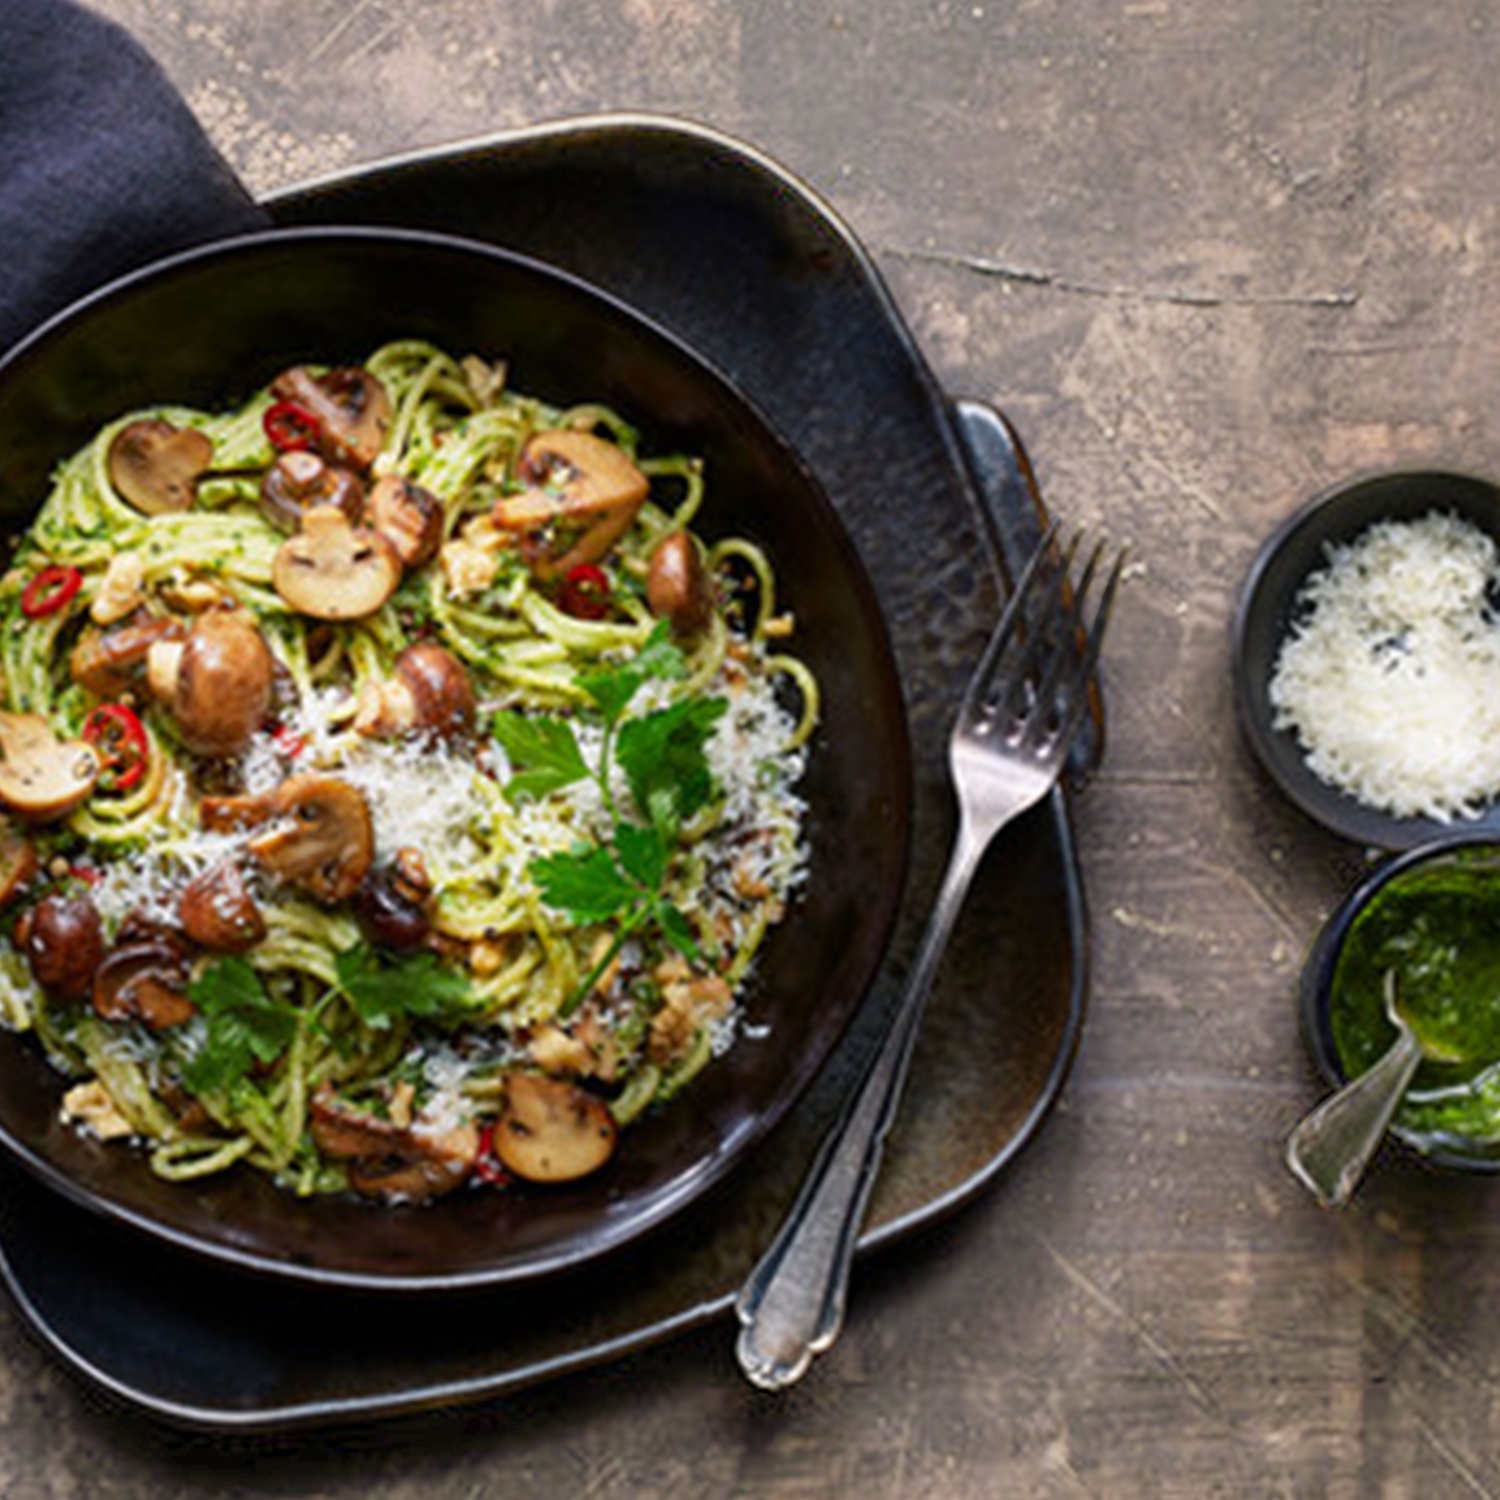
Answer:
top-left (1302, 834), bottom-right (1500, 1170)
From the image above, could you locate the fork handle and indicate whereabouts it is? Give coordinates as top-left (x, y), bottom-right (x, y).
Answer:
top-left (734, 818), bottom-right (990, 1390)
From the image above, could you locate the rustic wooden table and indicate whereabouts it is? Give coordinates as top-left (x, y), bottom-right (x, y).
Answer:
top-left (4, 2), bottom-right (1500, 1495)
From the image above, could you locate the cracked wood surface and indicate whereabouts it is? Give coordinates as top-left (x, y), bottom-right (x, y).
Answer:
top-left (6, 1), bottom-right (1500, 1496)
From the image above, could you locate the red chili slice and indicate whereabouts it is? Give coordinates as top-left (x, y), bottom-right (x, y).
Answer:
top-left (20, 565), bottom-right (83, 620)
top-left (558, 563), bottom-right (611, 620)
top-left (82, 703), bottom-right (149, 793)
top-left (270, 722), bottom-right (308, 760)
top-left (263, 399), bottom-right (322, 453)
top-left (474, 1123), bottom-right (513, 1187)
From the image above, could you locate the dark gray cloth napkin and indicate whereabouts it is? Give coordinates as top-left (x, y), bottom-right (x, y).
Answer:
top-left (0, 0), bottom-right (269, 354)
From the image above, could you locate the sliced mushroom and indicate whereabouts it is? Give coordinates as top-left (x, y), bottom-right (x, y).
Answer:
top-left (490, 1072), bottom-right (617, 1184)
top-left (346, 1124), bottom-right (480, 1202)
top-left (106, 420), bottom-right (214, 516)
top-left (259, 451), bottom-right (365, 533)
top-left (646, 531), bottom-right (714, 635)
top-left (70, 615), bottom-right (186, 698)
top-left (179, 861), bottom-right (266, 953)
top-left (365, 475), bottom-right (445, 569)
top-left (271, 366), bottom-right (391, 472)
top-left (353, 642), bottom-right (475, 742)
top-left (308, 1086), bottom-right (478, 1203)
top-left (244, 773), bottom-right (374, 902)
top-left (92, 940), bottom-right (194, 1031)
top-left (493, 430), bottom-right (649, 579)
top-left (19, 893), bottom-right (104, 1001)
top-left (272, 506), bottom-right (402, 620)
top-left (0, 714), bottom-right (99, 821)
top-left (147, 609), bottom-right (274, 757)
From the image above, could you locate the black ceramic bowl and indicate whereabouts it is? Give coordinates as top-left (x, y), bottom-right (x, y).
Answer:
top-left (1300, 833), bottom-right (1500, 1171)
top-left (1234, 469), bottom-right (1500, 849)
top-left (0, 227), bottom-right (912, 1290)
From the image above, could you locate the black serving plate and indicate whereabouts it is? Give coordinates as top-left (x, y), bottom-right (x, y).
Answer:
top-left (0, 114), bottom-right (1092, 1430)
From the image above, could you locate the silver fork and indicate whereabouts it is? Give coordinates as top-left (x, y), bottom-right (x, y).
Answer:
top-left (734, 527), bottom-right (1124, 1391)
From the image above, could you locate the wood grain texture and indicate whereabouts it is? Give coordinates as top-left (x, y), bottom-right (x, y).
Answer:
top-left (6, 0), bottom-right (1500, 1494)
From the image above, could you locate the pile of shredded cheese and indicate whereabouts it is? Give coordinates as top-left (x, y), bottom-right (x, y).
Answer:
top-left (1268, 510), bottom-right (1500, 821)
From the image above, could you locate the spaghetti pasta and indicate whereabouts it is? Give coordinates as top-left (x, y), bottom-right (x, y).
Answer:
top-left (0, 341), bottom-right (815, 1203)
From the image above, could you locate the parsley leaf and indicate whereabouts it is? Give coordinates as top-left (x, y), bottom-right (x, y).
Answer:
top-left (183, 958), bottom-right (299, 1095)
top-left (531, 844), bottom-right (637, 923)
top-left (617, 696), bottom-right (727, 831)
top-left (334, 943), bottom-right (475, 1032)
top-left (491, 712), bottom-right (589, 801)
top-left (497, 622), bottom-right (728, 1016)
top-left (578, 621), bottom-right (685, 724)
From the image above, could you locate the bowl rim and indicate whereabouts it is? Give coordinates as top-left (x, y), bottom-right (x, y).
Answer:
top-left (0, 223), bottom-right (915, 1290)
top-left (1232, 466), bottom-right (1500, 850)
top-left (1299, 829), bottom-right (1500, 1171)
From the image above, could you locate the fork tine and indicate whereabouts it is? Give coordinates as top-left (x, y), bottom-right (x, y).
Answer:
top-left (972, 528), bottom-right (1094, 728)
top-left (961, 521), bottom-right (1061, 721)
top-left (1025, 535), bottom-right (1108, 723)
top-left (1034, 539), bottom-right (1125, 755)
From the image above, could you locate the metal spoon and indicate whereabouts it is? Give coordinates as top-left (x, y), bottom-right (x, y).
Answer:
top-left (1285, 972), bottom-right (1427, 1208)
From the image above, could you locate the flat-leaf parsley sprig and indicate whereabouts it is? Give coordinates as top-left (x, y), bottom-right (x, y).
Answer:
top-left (182, 945), bottom-right (477, 1096)
top-left (492, 623), bottom-right (728, 1015)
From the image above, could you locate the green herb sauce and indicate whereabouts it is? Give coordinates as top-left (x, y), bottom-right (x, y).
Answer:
top-left (1330, 849), bottom-right (1500, 1147)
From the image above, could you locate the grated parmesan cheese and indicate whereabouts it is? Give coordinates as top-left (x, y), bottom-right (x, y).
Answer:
top-left (1268, 510), bottom-right (1500, 820)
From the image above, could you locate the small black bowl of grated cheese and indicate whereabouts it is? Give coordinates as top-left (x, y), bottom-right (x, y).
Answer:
top-left (1234, 469), bottom-right (1500, 849)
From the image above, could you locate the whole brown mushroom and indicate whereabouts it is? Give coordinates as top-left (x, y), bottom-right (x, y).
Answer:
top-left (148, 609), bottom-right (274, 757)
top-left (20, 893), bottom-right (105, 1002)
top-left (179, 862), bottom-right (266, 953)
top-left (259, 451), bottom-right (364, 533)
top-left (353, 642), bottom-right (475, 741)
top-left (646, 531), bottom-right (714, 636)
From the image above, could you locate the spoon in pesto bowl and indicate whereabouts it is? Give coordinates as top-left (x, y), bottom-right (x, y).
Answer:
top-left (1286, 974), bottom-right (1429, 1207)
top-left (1289, 837), bottom-right (1500, 1206)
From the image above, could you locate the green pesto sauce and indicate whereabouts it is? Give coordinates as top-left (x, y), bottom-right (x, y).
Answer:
top-left (1330, 850), bottom-right (1500, 1147)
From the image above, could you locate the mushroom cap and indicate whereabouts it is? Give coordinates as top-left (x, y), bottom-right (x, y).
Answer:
top-left (245, 773), bottom-right (374, 902)
top-left (21, 893), bottom-right (105, 1001)
top-left (179, 861), bottom-right (266, 953)
top-left (272, 506), bottom-right (402, 621)
top-left (309, 1087), bottom-right (479, 1202)
top-left (494, 429), bottom-right (650, 580)
top-left (646, 530), bottom-right (714, 635)
top-left (260, 451), bottom-right (365, 533)
top-left (92, 940), bottom-right (194, 1031)
top-left (106, 419), bottom-right (214, 516)
top-left (168, 609), bottom-right (275, 757)
top-left (271, 366), bottom-right (391, 472)
top-left (69, 615), bottom-right (186, 699)
top-left (365, 475), bottom-right (445, 569)
top-left (491, 1072), bottom-right (618, 1183)
top-left (0, 713), bottom-right (99, 821)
